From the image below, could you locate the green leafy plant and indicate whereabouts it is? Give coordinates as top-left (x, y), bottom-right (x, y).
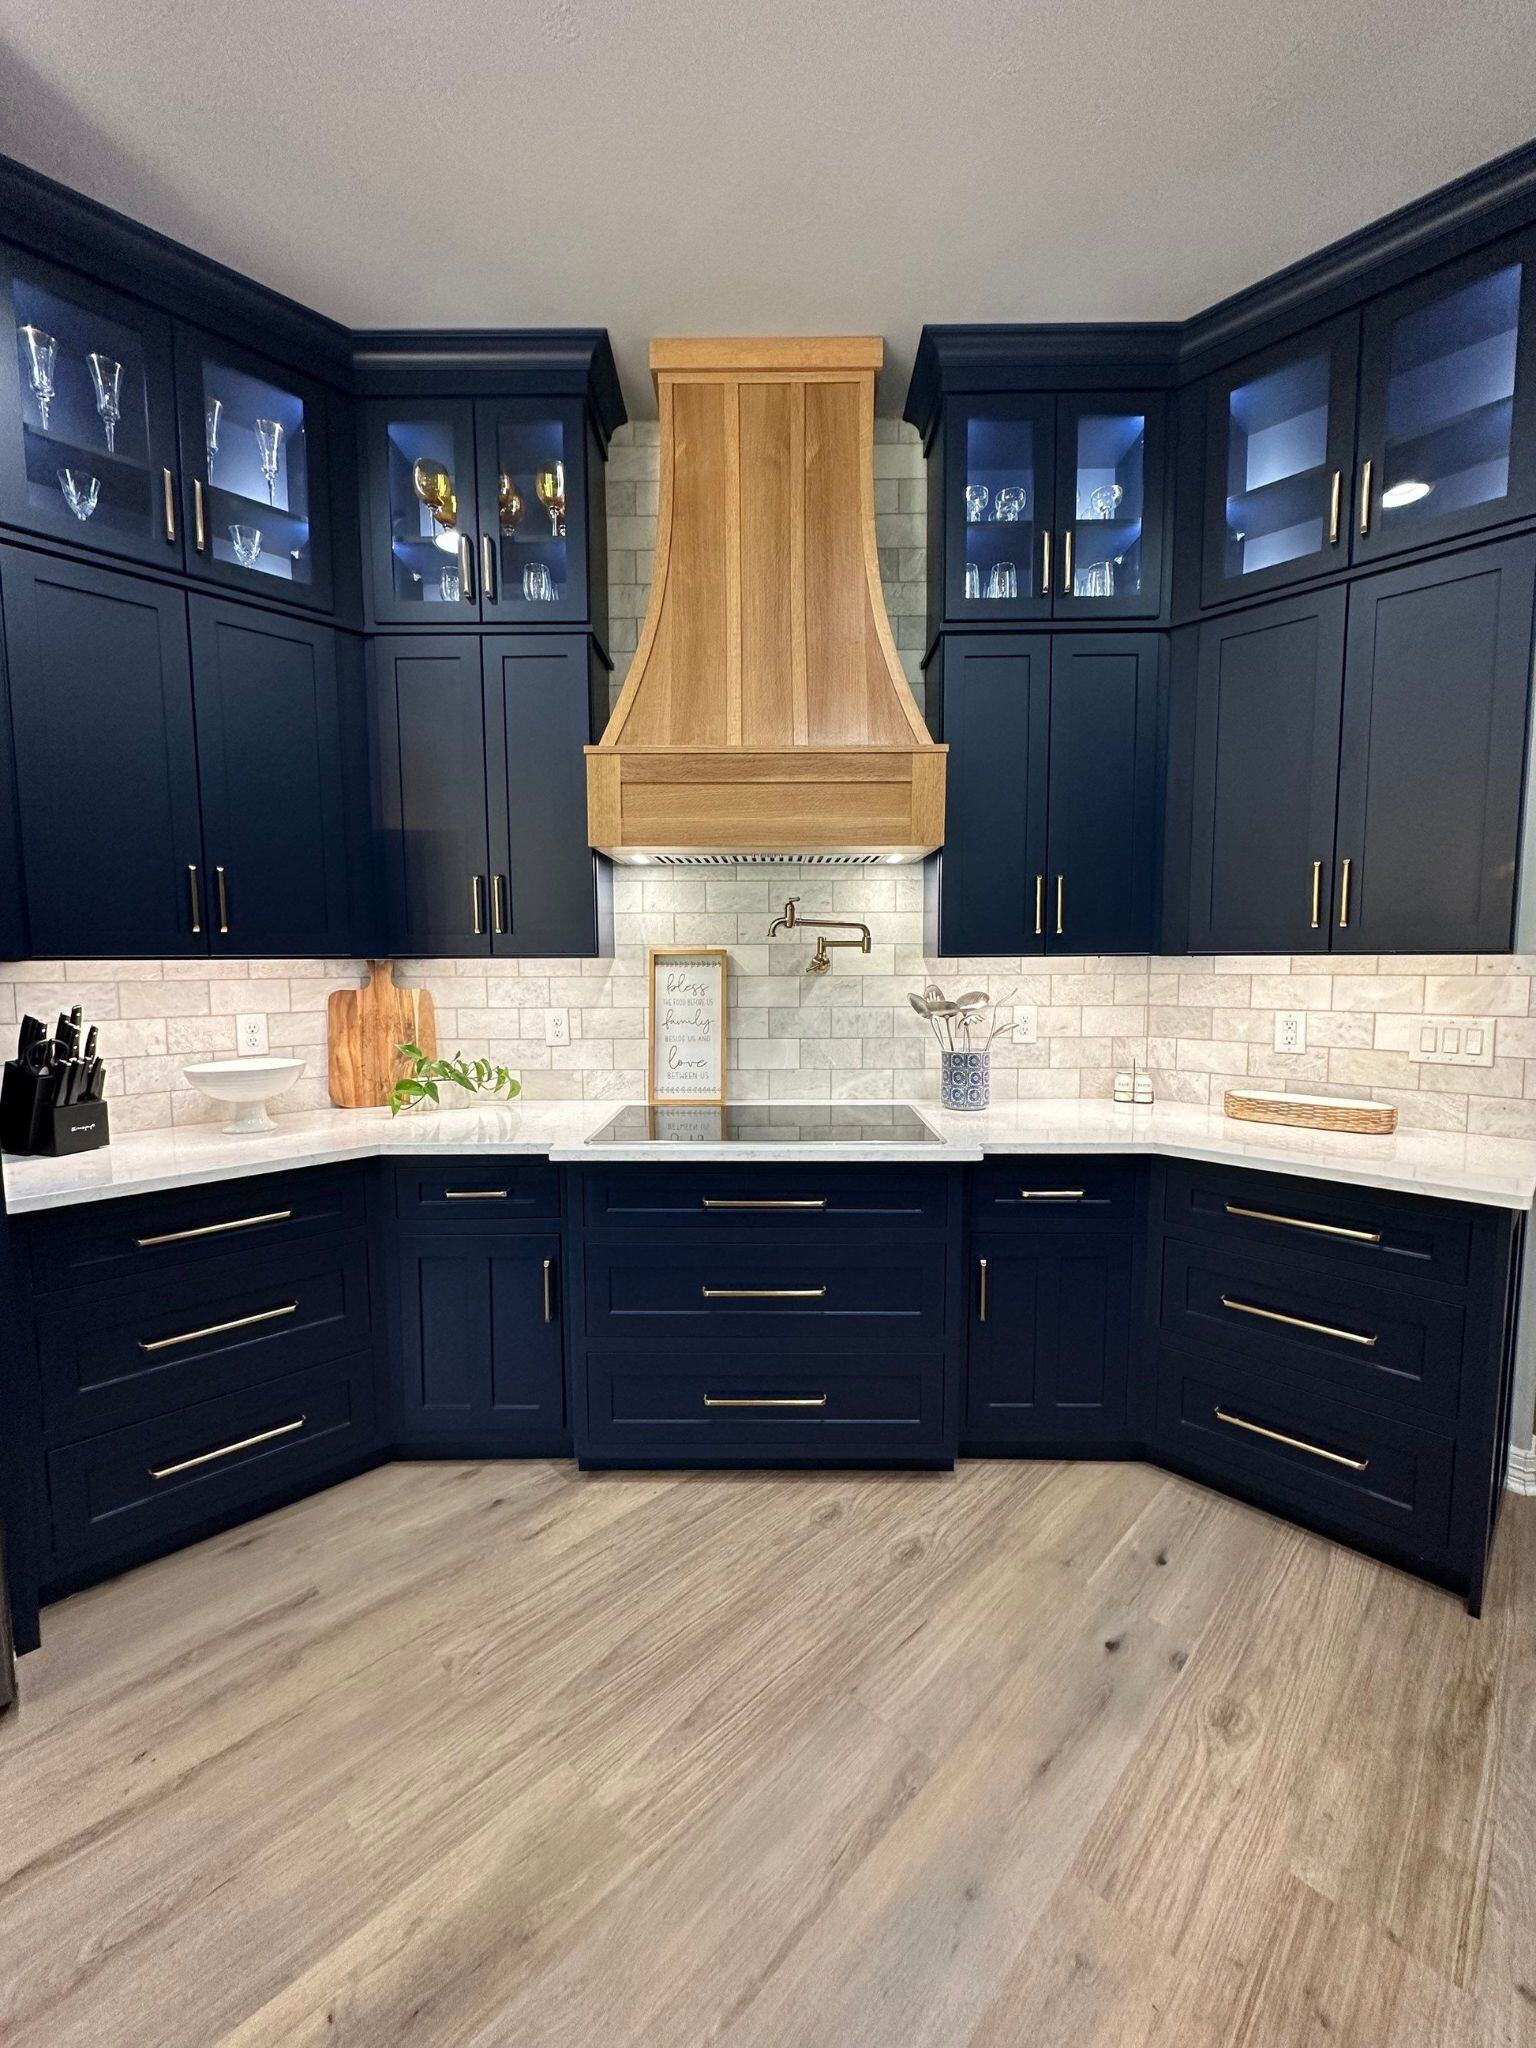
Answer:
top-left (388, 1043), bottom-right (522, 1116)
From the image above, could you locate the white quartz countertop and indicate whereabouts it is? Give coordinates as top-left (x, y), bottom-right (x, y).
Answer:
top-left (6, 1097), bottom-right (1536, 1213)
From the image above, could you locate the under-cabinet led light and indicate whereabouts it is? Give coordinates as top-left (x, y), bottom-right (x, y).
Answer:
top-left (1381, 479), bottom-right (1432, 509)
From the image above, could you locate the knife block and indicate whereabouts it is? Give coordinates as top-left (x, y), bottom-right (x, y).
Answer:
top-left (0, 1062), bottom-right (109, 1156)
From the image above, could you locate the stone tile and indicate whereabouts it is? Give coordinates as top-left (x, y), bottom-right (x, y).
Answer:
top-left (1424, 974), bottom-right (1531, 1016)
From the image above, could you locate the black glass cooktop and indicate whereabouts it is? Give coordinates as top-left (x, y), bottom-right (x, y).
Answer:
top-left (587, 1103), bottom-right (941, 1145)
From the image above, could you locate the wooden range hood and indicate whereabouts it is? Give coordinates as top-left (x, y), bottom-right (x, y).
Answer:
top-left (586, 337), bottom-right (945, 863)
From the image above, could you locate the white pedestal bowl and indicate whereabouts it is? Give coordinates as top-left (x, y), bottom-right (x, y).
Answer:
top-left (183, 1058), bottom-right (306, 1134)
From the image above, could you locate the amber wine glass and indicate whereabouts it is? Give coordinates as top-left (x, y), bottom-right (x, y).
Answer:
top-left (535, 459), bottom-right (565, 537)
top-left (411, 458), bottom-right (456, 533)
top-left (498, 470), bottom-right (523, 534)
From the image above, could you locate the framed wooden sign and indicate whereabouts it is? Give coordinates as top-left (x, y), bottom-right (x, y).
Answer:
top-left (647, 947), bottom-right (728, 1105)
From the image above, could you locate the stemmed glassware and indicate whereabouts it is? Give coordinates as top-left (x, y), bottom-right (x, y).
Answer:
top-left (411, 458), bottom-right (456, 542)
top-left (86, 353), bottom-right (122, 454)
top-left (498, 471), bottom-right (523, 534)
top-left (964, 483), bottom-right (989, 524)
top-left (535, 460), bottom-right (566, 537)
top-left (254, 417), bottom-right (284, 505)
top-left (56, 468), bottom-right (99, 521)
top-left (19, 325), bottom-right (56, 430)
top-left (205, 397), bottom-right (222, 483)
top-left (229, 523), bottom-right (262, 568)
top-left (993, 485), bottom-right (1026, 523)
top-left (1089, 481), bottom-right (1125, 521)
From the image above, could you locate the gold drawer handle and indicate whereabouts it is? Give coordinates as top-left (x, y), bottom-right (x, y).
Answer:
top-left (150, 1415), bottom-right (306, 1480)
top-left (978, 1255), bottom-right (989, 1323)
top-left (1224, 1203), bottom-right (1382, 1246)
top-left (138, 1302), bottom-right (298, 1353)
top-left (701, 1286), bottom-right (827, 1300)
top-left (704, 1395), bottom-right (827, 1409)
top-left (702, 1198), bottom-right (828, 1210)
top-left (444, 1189), bottom-right (508, 1200)
top-left (1220, 1295), bottom-right (1376, 1347)
top-left (136, 1208), bottom-right (293, 1247)
top-left (543, 1256), bottom-right (555, 1325)
top-left (1018, 1188), bottom-right (1086, 1200)
top-left (1214, 1407), bottom-right (1368, 1472)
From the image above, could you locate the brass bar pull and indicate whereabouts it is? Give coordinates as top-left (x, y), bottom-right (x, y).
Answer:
top-left (1055, 874), bottom-right (1064, 937)
top-left (137, 1208), bottom-right (293, 1248)
top-left (151, 1416), bottom-right (305, 1481)
top-left (1062, 528), bottom-right (1074, 595)
top-left (701, 1286), bottom-right (827, 1301)
top-left (459, 534), bottom-right (475, 602)
top-left (1034, 874), bottom-right (1045, 937)
top-left (481, 532), bottom-right (496, 603)
top-left (1359, 458), bottom-right (1372, 536)
top-left (1041, 528), bottom-right (1052, 595)
top-left (543, 1256), bottom-right (556, 1324)
top-left (1220, 1295), bottom-right (1377, 1347)
top-left (492, 873), bottom-right (508, 935)
top-left (193, 477), bottom-right (207, 553)
top-left (1328, 468), bottom-right (1342, 546)
top-left (978, 1255), bottom-right (989, 1323)
top-left (1310, 858), bottom-right (1322, 929)
top-left (702, 1198), bottom-right (827, 1210)
top-left (187, 863), bottom-right (202, 935)
top-left (471, 874), bottom-right (486, 936)
top-left (1214, 1408), bottom-right (1368, 1472)
top-left (704, 1395), bottom-right (827, 1410)
top-left (162, 467), bottom-right (177, 543)
top-left (1019, 1188), bottom-right (1087, 1200)
top-left (444, 1189), bottom-right (507, 1200)
top-left (1224, 1203), bottom-right (1382, 1246)
top-left (215, 864), bottom-right (229, 935)
top-left (1338, 856), bottom-right (1352, 929)
top-left (139, 1301), bottom-right (298, 1353)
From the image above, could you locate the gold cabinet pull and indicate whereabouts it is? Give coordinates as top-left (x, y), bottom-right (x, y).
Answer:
top-left (1359, 458), bottom-right (1373, 536)
top-left (471, 873), bottom-right (486, 936)
top-left (193, 476), bottom-right (207, 553)
top-left (458, 533), bottom-right (475, 602)
top-left (1310, 858), bottom-right (1322, 929)
top-left (1224, 1203), bottom-right (1381, 1246)
top-left (481, 532), bottom-right (496, 603)
top-left (162, 467), bottom-right (177, 543)
top-left (138, 1301), bottom-right (298, 1353)
top-left (1062, 528), bottom-right (1074, 595)
top-left (543, 1256), bottom-right (556, 1324)
top-left (704, 1395), bottom-right (827, 1410)
top-left (187, 863), bottom-right (203, 935)
top-left (137, 1208), bottom-right (293, 1248)
top-left (1019, 1188), bottom-right (1087, 1199)
top-left (444, 1188), bottom-right (507, 1199)
top-left (215, 864), bottom-right (230, 935)
top-left (1040, 528), bottom-right (1052, 595)
top-left (1214, 1408), bottom-right (1368, 1472)
top-left (701, 1286), bottom-right (827, 1300)
top-left (978, 1255), bottom-right (989, 1323)
top-left (1328, 468), bottom-right (1342, 546)
top-left (702, 1198), bottom-right (827, 1210)
top-left (1219, 1295), bottom-right (1376, 1347)
top-left (1055, 874), bottom-right (1065, 936)
top-left (151, 1415), bottom-right (305, 1480)
top-left (1338, 856), bottom-right (1352, 929)
top-left (492, 873), bottom-right (508, 935)
top-left (1034, 873), bottom-right (1045, 937)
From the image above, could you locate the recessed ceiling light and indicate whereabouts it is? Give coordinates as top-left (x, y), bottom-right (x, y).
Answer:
top-left (1382, 479), bottom-right (1432, 509)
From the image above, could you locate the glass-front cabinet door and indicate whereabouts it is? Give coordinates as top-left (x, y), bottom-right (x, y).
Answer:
top-left (1355, 231), bottom-right (1536, 563)
top-left (1053, 395), bottom-right (1165, 617)
top-left (943, 398), bottom-right (1055, 621)
top-left (362, 399), bottom-right (482, 624)
top-left (1201, 314), bottom-right (1359, 607)
top-left (0, 247), bottom-right (181, 568)
top-left (474, 400), bottom-right (589, 624)
top-left (174, 326), bottom-right (333, 611)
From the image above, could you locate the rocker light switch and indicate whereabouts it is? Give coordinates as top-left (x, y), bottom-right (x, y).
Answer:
top-left (1409, 1016), bottom-right (1496, 1068)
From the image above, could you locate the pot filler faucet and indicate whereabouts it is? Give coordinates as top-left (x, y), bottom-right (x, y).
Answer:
top-left (767, 897), bottom-right (872, 975)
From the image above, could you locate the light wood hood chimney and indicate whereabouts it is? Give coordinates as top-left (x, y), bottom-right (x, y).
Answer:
top-left (586, 337), bottom-right (946, 862)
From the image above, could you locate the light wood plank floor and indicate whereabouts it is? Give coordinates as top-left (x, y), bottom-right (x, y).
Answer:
top-left (2, 1458), bottom-right (1533, 2047)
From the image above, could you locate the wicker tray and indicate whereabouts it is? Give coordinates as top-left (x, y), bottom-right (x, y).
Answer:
top-left (1223, 1089), bottom-right (1397, 1136)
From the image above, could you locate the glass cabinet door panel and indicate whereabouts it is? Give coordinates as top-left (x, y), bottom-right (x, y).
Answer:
top-left (0, 250), bottom-right (179, 566)
top-left (384, 412), bottom-right (479, 614)
top-left (475, 401), bottom-right (587, 623)
top-left (1055, 398), bottom-right (1165, 616)
top-left (944, 400), bottom-right (1054, 620)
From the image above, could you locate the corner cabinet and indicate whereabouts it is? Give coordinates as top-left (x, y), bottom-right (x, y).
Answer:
top-left (393, 1232), bottom-right (567, 1451)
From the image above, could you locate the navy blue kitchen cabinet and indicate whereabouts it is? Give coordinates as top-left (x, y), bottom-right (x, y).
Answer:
top-left (0, 615), bottom-right (26, 958)
top-left (361, 398), bottom-right (482, 625)
top-left (967, 1229), bottom-right (1134, 1447)
top-left (925, 631), bottom-right (1159, 956)
top-left (474, 399), bottom-right (598, 628)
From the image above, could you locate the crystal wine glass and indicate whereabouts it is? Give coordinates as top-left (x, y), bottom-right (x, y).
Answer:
top-left (964, 483), bottom-right (989, 525)
top-left (19, 325), bottom-right (56, 431)
top-left (498, 471), bottom-right (523, 534)
top-left (86, 354), bottom-right (122, 455)
top-left (56, 468), bottom-right (99, 521)
top-left (993, 485), bottom-right (1026, 523)
top-left (411, 458), bottom-right (456, 537)
top-left (205, 397), bottom-right (222, 483)
top-left (535, 460), bottom-right (566, 537)
top-left (253, 418), bottom-right (284, 506)
top-left (229, 523), bottom-right (263, 568)
top-left (1089, 482), bottom-right (1124, 521)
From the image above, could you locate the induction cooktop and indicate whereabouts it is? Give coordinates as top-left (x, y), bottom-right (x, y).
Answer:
top-left (586, 1103), bottom-right (942, 1145)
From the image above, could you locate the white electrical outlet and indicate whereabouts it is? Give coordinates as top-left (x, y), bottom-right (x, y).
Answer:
top-left (1274, 1010), bottom-right (1307, 1055)
top-left (544, 1008), bottom-right (570, 1047)
top-left (1011, 1006), bottom-right (1039, 1045)
top-left (235, 1013), bottom-right (269, 1056)
top-left (1409, 1016), bottom-right (1496, 1068)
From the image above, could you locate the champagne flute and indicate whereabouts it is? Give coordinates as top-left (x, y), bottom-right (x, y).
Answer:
top-left (19, 325), bottom-right (56, 430)
top-left (205, 397), bottom-right (222, 483)
top-left (535, 459), bottom-right (565, 537)
top-left (86, 353), bottom-right (122, 454)
top-left (254, 417), bottom-right (284, 505)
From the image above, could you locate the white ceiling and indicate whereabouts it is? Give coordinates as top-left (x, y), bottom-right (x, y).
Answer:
top-left (0, 0), bottom-right (1531, 416)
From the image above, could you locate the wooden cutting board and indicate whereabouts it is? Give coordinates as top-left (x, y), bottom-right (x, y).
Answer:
top-left (327, 962), bottom-right (437, 1109)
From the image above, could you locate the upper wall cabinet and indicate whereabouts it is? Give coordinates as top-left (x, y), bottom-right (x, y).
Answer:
top-left (0, 246), bottom-right (182, 570)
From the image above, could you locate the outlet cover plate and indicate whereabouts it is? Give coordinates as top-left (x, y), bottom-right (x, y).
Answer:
top-left (1274, 1010), bottom-right (1307, 1055)
top-left (1012, 1006), bottom-right (1039, 1045)
top-left (544, 1008), bottom-right (571, 1047)
top-left (236, 1013), bottom-right (269, 1056)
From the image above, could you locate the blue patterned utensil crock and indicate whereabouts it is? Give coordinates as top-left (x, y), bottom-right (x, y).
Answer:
top-left (941, 1048), bottom-right (990, 1110)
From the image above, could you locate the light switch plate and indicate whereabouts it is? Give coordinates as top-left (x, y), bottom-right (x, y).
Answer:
top-left (544, 1008), bottom-right (570, 1047)
top-left (1409, 1015), bottom-right (1496, 1067)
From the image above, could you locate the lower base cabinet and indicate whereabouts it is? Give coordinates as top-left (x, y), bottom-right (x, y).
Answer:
top-left (966, 1229), bottom-right (1134, 1447)
top-left (392, 1232), bottom-right (567, 1452)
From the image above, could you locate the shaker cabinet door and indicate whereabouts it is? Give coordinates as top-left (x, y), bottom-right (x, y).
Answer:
top-left (394, 1232), bottom-right (567, 1448)
top-left (966, 1230), bottom-right (1133, 1444)
top-left (1044, 635), bottom-right (1159, 953)
top-left (374, 635), bottom-right (493, 955)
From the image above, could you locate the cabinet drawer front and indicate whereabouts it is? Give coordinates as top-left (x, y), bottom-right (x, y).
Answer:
top-left (1160, 1162), bottom-right (1472, 1290)
top-left (583, 1241), bottom-right (947, 1350)
top-left (1152, 1352), bottom-right (1454, 1554)
top-left (394, 1161), bottom-right (560, 1225)
top-left (27, 1168), bottom-right (365, 1292)
top-left (582, 1165), bottom-right (949, 1231)
top-left (584, 1353), bottom-right (947, 1456)
top-left (972, 1157), bottom-right (1137, 1225)
top-left (47, 1357), bottom-right (377, 1566)
top-left (1158, 1240), bottom-right (1464, 1418)
top-left (37, 1239), bottom-right (372, 1441)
